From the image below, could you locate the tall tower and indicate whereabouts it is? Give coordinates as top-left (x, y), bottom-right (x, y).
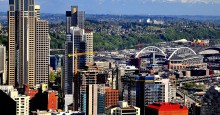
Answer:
top-left (87, 84), bottom-right (98, 115)
top-left (64, 6), bottom-right (85, 94)
top-left (78, 11), bottom-right (85, 29)
top-left (64, 6), bottom-right (94, 111)
top-left (8, 0), bottom-right (50, 88)
top-left (85, 29), bottom-right (94, 66)
top-left (71, 6), bottom-right (78, 28)
top-left (8, 0), bottom-right (36, 87)
top-left (35, 20), bottom-right (50, 85)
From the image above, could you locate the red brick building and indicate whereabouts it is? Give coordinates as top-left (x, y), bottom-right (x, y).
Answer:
top-left (47, 90), bottom-right (58, 111)
top-left (105, 88), bottom-right (119, 107)
top-left (145, 102), bottom-right (188, 115)
top-left (25, 84), bottom-right (38, 99)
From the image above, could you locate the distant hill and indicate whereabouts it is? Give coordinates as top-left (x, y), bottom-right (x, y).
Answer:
top-left (1, 12), bottom-right (220, 23)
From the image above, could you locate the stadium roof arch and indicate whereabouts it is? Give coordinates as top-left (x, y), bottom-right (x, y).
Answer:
top-left (168, 47), bottom-right (197, 60)
top-left (135, 46), bottom-right (166, 58)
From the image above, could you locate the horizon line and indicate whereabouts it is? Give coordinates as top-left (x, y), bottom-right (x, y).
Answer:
top-left (0, 11), bottom-right (220, 17)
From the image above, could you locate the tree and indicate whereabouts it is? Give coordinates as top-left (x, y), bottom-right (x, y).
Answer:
top-left (50, 71), bottom-right (56, 81)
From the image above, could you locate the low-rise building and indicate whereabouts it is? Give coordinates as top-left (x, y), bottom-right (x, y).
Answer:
top-left (0, 85), bottom-right (14, 95)
top-left (106, 101), bottom-right (140, 115)
top-left (10, 89), bottom-right (30, 115)
top-left (145, 102), bottom-right (188, 115)
top-left (32, 110), bottom-right (52, 115)
top-left (52, 111), bottom-right (85, 115)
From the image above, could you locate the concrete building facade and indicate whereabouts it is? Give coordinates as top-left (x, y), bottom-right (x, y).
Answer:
top-left (85, 29), bottom-right (94, 66)
top-left (106, 101), bottom-right (140, 115)
top-left (36, 20), bottom-right (50, 85)
top-left (0, 45), bottom-right (7, 84)
top-left (8, 0), bottom-right (49, 88)
top-left (86, 84), bottom-right (105, 115)
top-left (15, 95), bottom-right (30, 115)
top-left (9, 89), bottom-right (30, 115)
top-left (8, 0), bottom-right (37, 87)
top-left (86, 84), bottom-right (98, 115)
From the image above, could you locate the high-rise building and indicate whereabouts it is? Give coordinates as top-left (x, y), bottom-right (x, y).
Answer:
top-left (85, 29), bottom-right (94, 66)
top-left (122, 75), bottom-right (170, 114)
top-left (8, 0), bottom-right (36, 87)
top-left (35, 20), bottom-right (50, 85)
top-left (86, 84), bottom-right (98, 115)
top-left (86, 84), bottom-right (105, 115)
top-left (71, 6), bottom-right (78, 28)
top-left (144, 77), bottom-right (170, 105)
top-left (79, 68), bottom-right (100, 113)
top-left (78, 11), bottom-right (85, 29)
top-left (64, 6), bottom-right (94, 112)
top-left (8, 0), bottom-right (49, 88)
top-left (64, 27), bottom-right (84, 94)
top-left (0, 45), bottom-right (7, 85)
top-left (105, 88), bottom-right (119, 107)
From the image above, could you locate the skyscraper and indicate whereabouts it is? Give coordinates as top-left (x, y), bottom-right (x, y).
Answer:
top-left (64, 6), bottom-right (87, 95)
top-left (8, 0), bottom-right (36, 87)
top-left (78, 11), bottom-right (85, 29)
top-left (86, 84), bottom-right (105, 115)
top-left (64, 6), bottom-right (94, 112)
top-left (8, 0), bottom-right (50, 88)
top-left (85, 29), bottom-right (94, 66)
top-left (35, 20), bottom-right (50, 85)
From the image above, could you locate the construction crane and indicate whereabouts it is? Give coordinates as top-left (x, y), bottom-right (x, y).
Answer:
top-left (68, 51), bottom-right (97, 74)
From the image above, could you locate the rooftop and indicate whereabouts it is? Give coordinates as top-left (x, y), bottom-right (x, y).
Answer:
top-left (146, 102), bottom-right (188, 111)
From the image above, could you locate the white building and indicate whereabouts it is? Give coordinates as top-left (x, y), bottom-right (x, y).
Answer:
top-left (0, 85), bottom-right (14, 95)
top-left (15, 95), bottom-right (30, 115)
top-left (64, 94), bottom-right (73, 112)
top-left (106, 101), bottom-right (140, 115)
top-left (52, 111), bottom-right (84, 115)
top-left (0, 45), bottom-right (7, 84)
top-left (144, 75), bottom-right (170, 105)
top-left (7, 88), bottom-right (30, 115)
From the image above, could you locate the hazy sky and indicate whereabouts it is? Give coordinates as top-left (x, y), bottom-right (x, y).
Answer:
top-left (0, 0), bottom-right (220, 15)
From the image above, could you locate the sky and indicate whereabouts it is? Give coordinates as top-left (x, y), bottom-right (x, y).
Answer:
top-left (0, 0), bottom-right (220, 16)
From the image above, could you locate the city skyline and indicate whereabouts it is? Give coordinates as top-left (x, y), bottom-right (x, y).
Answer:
top-left (0, 0), bottom-right (220, 16)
